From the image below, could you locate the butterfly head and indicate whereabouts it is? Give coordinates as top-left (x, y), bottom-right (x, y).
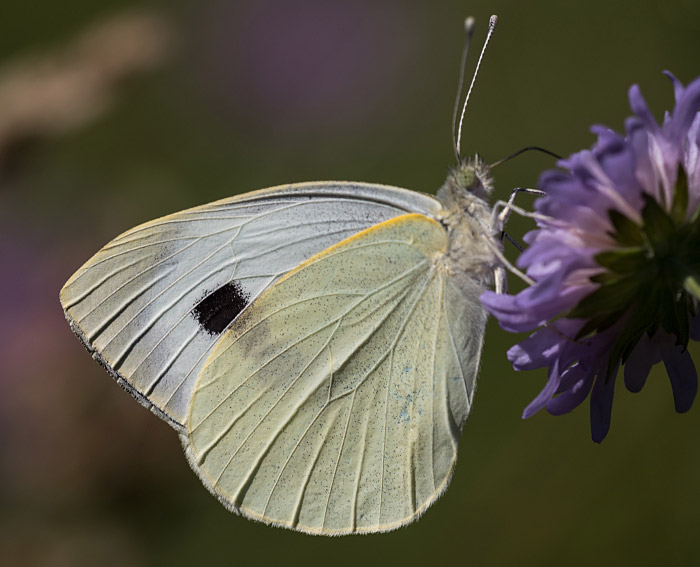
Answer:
top-left (451, 155), bottom-right (493, 201)
top-left (437, 154), bottom-right (495, 232)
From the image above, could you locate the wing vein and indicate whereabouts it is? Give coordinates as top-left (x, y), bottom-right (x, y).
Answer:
top-left (377, 268), bottom-right (436, 522)
top-left (130, 273), bottom-right (280, 380)
top-left (426, 275), bottom-right (446, 495)
top-left (260, 392), bottom-right (331, 517)
top-left (350, 393), bottom-right (372, 532)
top-left (204, 258), bottom-right (428, 372)
top-left (198, 318), bottom-right (343, 465)
top-left (85, 268), bottom-right (174, 342)
top-left (217, 319), bottom-right (345, 491)
top-left (289, 416), bottom-right (336, 530)
top-left (160, 276), bottom-right (279, 408)
top-left (443, 281), bottom-right (469, 403)
top-left (321, 389), bottom-right (357, 529)
top-left (63, 256), bottom-right (145, 309)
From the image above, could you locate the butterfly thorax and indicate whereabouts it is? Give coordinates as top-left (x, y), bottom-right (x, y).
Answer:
top-left (435, 156), bottom-right (501, 287)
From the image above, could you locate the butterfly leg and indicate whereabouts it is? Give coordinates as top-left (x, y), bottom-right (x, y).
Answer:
top-left (494, 265), bottom-right (507, 294)
top-left (481, 235), bottom-right (534, 287)
top-left (489, 187), bottom-right (547, 231)
top-left (481, 188), bottom-right (550, 290)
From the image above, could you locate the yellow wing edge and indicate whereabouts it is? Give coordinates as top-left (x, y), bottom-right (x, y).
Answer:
top-left (241, 212), bottom-right (446, 293)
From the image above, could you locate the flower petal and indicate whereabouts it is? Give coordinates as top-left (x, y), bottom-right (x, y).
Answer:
top-left (546, 363), bottom-right (595, 415)
top-left (523, 359), bottom-right (563, 419)
top-left (506, 319), bottom-right (584, 370)
top-left (663, 70), bottom-right (685, 103)
top-left (507, 332), bottom-right (562, 371)
top-left (661, 340), bottom-right (698, 413)
top-left (667, 75), bottom-right (700, 144)
top-left (690, 313), bottom-right (700, 341)
top-left (589, 366), bottom-right (617, 443)
top-left (686, 114), bottom-right (700, 212)
top-left (623, 334), bottom-right (661, 393)
top-left (591, 125), bottom-right (644, 210)
top-left (480, 290), bottom-right (546, 332)
top-left (629, 84), bottom-right (661, 135)
top-left (626, 119), bottom-right (664, 202)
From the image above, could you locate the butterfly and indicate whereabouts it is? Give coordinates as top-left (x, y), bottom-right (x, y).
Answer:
top-left (60, 16), bottom-right (509, 534)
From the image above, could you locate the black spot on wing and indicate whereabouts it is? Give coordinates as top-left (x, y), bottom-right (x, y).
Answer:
top-left (192, 282), bottom-right (250, 335)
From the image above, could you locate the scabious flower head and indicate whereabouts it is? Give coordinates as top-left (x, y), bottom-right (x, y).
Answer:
top-left (482, 72), bottom-right (700, 442)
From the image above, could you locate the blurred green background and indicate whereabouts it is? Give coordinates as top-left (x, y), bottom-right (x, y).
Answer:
top-left (2, 0), bottom-right (700, 565)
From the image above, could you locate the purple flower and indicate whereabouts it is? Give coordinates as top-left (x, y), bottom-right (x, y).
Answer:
top-left (482, 72), bottom-right (700, 442)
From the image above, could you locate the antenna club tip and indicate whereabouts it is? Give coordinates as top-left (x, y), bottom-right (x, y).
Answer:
top-left (489, 15), bottom-right (498, 28)
top-left (464, 16), bottom-right (475, 33)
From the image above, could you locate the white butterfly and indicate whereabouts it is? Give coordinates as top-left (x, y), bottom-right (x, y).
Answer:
top-left (60, 16), bottom-right (512, 534)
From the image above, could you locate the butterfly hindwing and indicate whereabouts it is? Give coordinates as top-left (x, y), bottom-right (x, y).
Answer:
top-left (184, 213), bottom-right (486, 534)
top-left (60, 183), bottom-right (441, 430)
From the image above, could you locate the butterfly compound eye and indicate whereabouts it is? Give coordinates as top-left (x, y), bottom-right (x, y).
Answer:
top-left (455, 163), bottom-right (479, 191)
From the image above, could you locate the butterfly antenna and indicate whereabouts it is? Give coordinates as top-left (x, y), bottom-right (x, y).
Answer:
top-left (452, 17), bottom-right (475, 163)
top-left (455, 14), bottom-right (498, 162)
top-left (489, 146), bottom-right (563, 169)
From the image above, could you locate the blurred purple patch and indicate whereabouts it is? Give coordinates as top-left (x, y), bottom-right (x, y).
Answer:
top-left (198, 0), bottom-right (417, 135)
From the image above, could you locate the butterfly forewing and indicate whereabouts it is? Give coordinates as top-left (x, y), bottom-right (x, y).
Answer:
top-left (185, 213), bottom-right (485, 534)
top-left (60, 183), bottom-right (441, 429)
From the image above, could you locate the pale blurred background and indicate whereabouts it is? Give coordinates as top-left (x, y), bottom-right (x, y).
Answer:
top-left (2, 1), bottom-right (700, 565)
